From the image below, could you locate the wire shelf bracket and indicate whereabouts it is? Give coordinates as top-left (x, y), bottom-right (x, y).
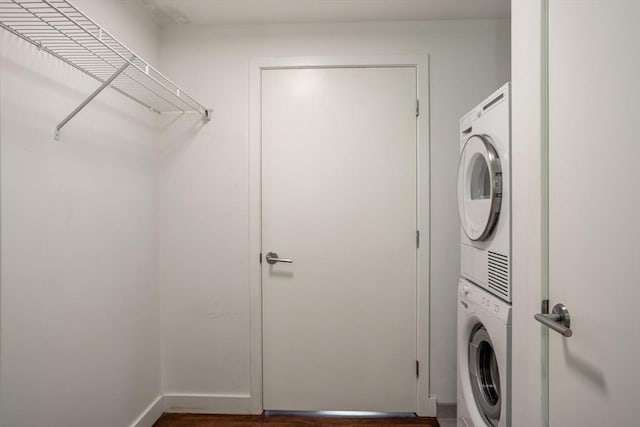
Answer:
top-left (0, 0), bottom-right (212, 140)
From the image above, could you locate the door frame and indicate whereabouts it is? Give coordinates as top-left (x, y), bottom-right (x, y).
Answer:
top-left (510, 1), bottom-right (548, 426)
top-left (248, 55), bottom-right (431, 416)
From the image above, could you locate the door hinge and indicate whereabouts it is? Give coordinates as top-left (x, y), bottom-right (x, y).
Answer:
top-left (542, 299), bottom-right (549, 314)
top-left (416, 99), bottom-right (420, 117)
top-left (259, 252), bottom-right (262, 264)
top-left (416, 360), bottom-right (420, 378)
top-left (416, 230), bottom-right (420, 248)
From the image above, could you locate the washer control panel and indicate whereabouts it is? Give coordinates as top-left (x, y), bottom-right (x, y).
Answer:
top-left (459, 278), bottom-right (511, 324)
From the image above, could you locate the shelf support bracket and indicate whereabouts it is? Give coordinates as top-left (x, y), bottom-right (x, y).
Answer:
top-left (54, 60), bottom-right (132, 141)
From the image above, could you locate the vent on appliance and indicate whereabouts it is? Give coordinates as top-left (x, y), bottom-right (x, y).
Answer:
top-left (488, 251), bottom-right (510, 299)
top-left (483, 93), bottom-right (504, 111)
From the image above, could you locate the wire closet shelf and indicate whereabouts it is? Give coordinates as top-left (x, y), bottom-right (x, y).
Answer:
top-left (0, 0), bottom-right (210, 139)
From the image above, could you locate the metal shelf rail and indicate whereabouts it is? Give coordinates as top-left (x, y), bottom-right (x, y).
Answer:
top-left (0, 0), bottom-right (211, 139)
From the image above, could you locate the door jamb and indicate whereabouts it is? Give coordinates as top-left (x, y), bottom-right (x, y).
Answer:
top-left (248, 55), bottom-right (432, 416)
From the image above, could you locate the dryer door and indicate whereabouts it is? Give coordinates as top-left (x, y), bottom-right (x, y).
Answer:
top-left (469, 325), bottom-right (502, 427)
top-left (457, 134), bottom-right (502, 241)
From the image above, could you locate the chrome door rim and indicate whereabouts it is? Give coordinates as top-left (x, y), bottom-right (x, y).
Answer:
top-left (457, 134), bottom-right (502, 241)
top-left (468, 325), bottom-right (501, 426)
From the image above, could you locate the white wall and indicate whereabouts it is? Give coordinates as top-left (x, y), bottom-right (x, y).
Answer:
top-left (0, 1), bottom-right (163, 426)
top-left (158, 19), bottom-right (510, 406)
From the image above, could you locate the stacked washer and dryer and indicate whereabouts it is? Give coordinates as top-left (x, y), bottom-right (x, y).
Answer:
top-left (456, 83), bottom-right (512, 427)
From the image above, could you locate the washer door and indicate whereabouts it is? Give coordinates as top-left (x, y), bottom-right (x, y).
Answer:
top-left (469, 325), bottom-right (502, 426)
top-left (457, 134), bottom-right (502, 241)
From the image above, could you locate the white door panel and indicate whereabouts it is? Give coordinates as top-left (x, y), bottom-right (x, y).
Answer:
top-left (547, 1), bottom-right (640, 425)
top-left (261, 67), bottom-right (417, 412)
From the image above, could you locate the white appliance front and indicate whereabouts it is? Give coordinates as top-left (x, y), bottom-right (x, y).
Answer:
top-left (457, 278), bottom-right (511, 427)
top-left (458, 83), bottom-right (511, 302)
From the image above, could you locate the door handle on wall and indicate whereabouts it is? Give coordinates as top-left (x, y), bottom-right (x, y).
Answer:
top-left (265, 252), bottom-right (293, 265)
top-left (534, 303), bottom-right (573, 337)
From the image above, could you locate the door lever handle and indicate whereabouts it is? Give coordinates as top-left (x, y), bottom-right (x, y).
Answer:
top-left (534, 303), bottom-right (572, 337)
top-left (265, 252), bottom-right (293, 265)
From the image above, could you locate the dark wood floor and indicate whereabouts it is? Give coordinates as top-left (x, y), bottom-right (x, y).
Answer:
top-left (153, 413), bottom-right (440, 427)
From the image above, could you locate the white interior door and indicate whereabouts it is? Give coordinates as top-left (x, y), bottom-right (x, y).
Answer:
top-left (261, 67), bottom-right (417, 412)
top-left (546, 1), bottom-right (640, 425)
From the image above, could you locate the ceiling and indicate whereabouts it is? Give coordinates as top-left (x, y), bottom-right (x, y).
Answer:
top-left (139, 0), bottom-right (510, 26)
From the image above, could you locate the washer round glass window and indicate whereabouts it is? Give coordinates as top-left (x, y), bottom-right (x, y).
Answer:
top-left (468, 325), bottom-right (501, 426)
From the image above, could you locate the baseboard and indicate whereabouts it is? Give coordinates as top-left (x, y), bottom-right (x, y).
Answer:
top-left (129, 392), bottom-right (254, 424)
top-left (132, 393), bottom-right (438, 422)
top-left (130, 395), bottom-right (166, 427)
top-left (436, 403), bottom-right (457, 419)
top-left (163, 393), bottom-right (253, 414)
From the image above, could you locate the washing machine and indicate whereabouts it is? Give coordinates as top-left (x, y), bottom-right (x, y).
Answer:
top-left (457, 278), bottom-right (511, 427)
top-left (458, 83), bottom-right (511, 302)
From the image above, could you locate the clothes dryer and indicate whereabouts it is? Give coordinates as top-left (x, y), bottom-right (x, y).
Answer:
top-left (457, 278), bottom-right (511, 427)
top-left (458, 83), bottom-right (511, 302)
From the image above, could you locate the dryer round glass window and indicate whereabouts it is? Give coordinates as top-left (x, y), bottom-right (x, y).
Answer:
top-left (469, 325), bottom-right (501, 427)
top-left (470, 153), bottom-right (491, 200)
top-left (457, 134), bottom-right (502, 241)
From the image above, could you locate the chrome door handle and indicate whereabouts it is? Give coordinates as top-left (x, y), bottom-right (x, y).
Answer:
top-left (265, 252), bottom-right (293, 265)
top-left (534, 303), bottom-right (572, 337)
